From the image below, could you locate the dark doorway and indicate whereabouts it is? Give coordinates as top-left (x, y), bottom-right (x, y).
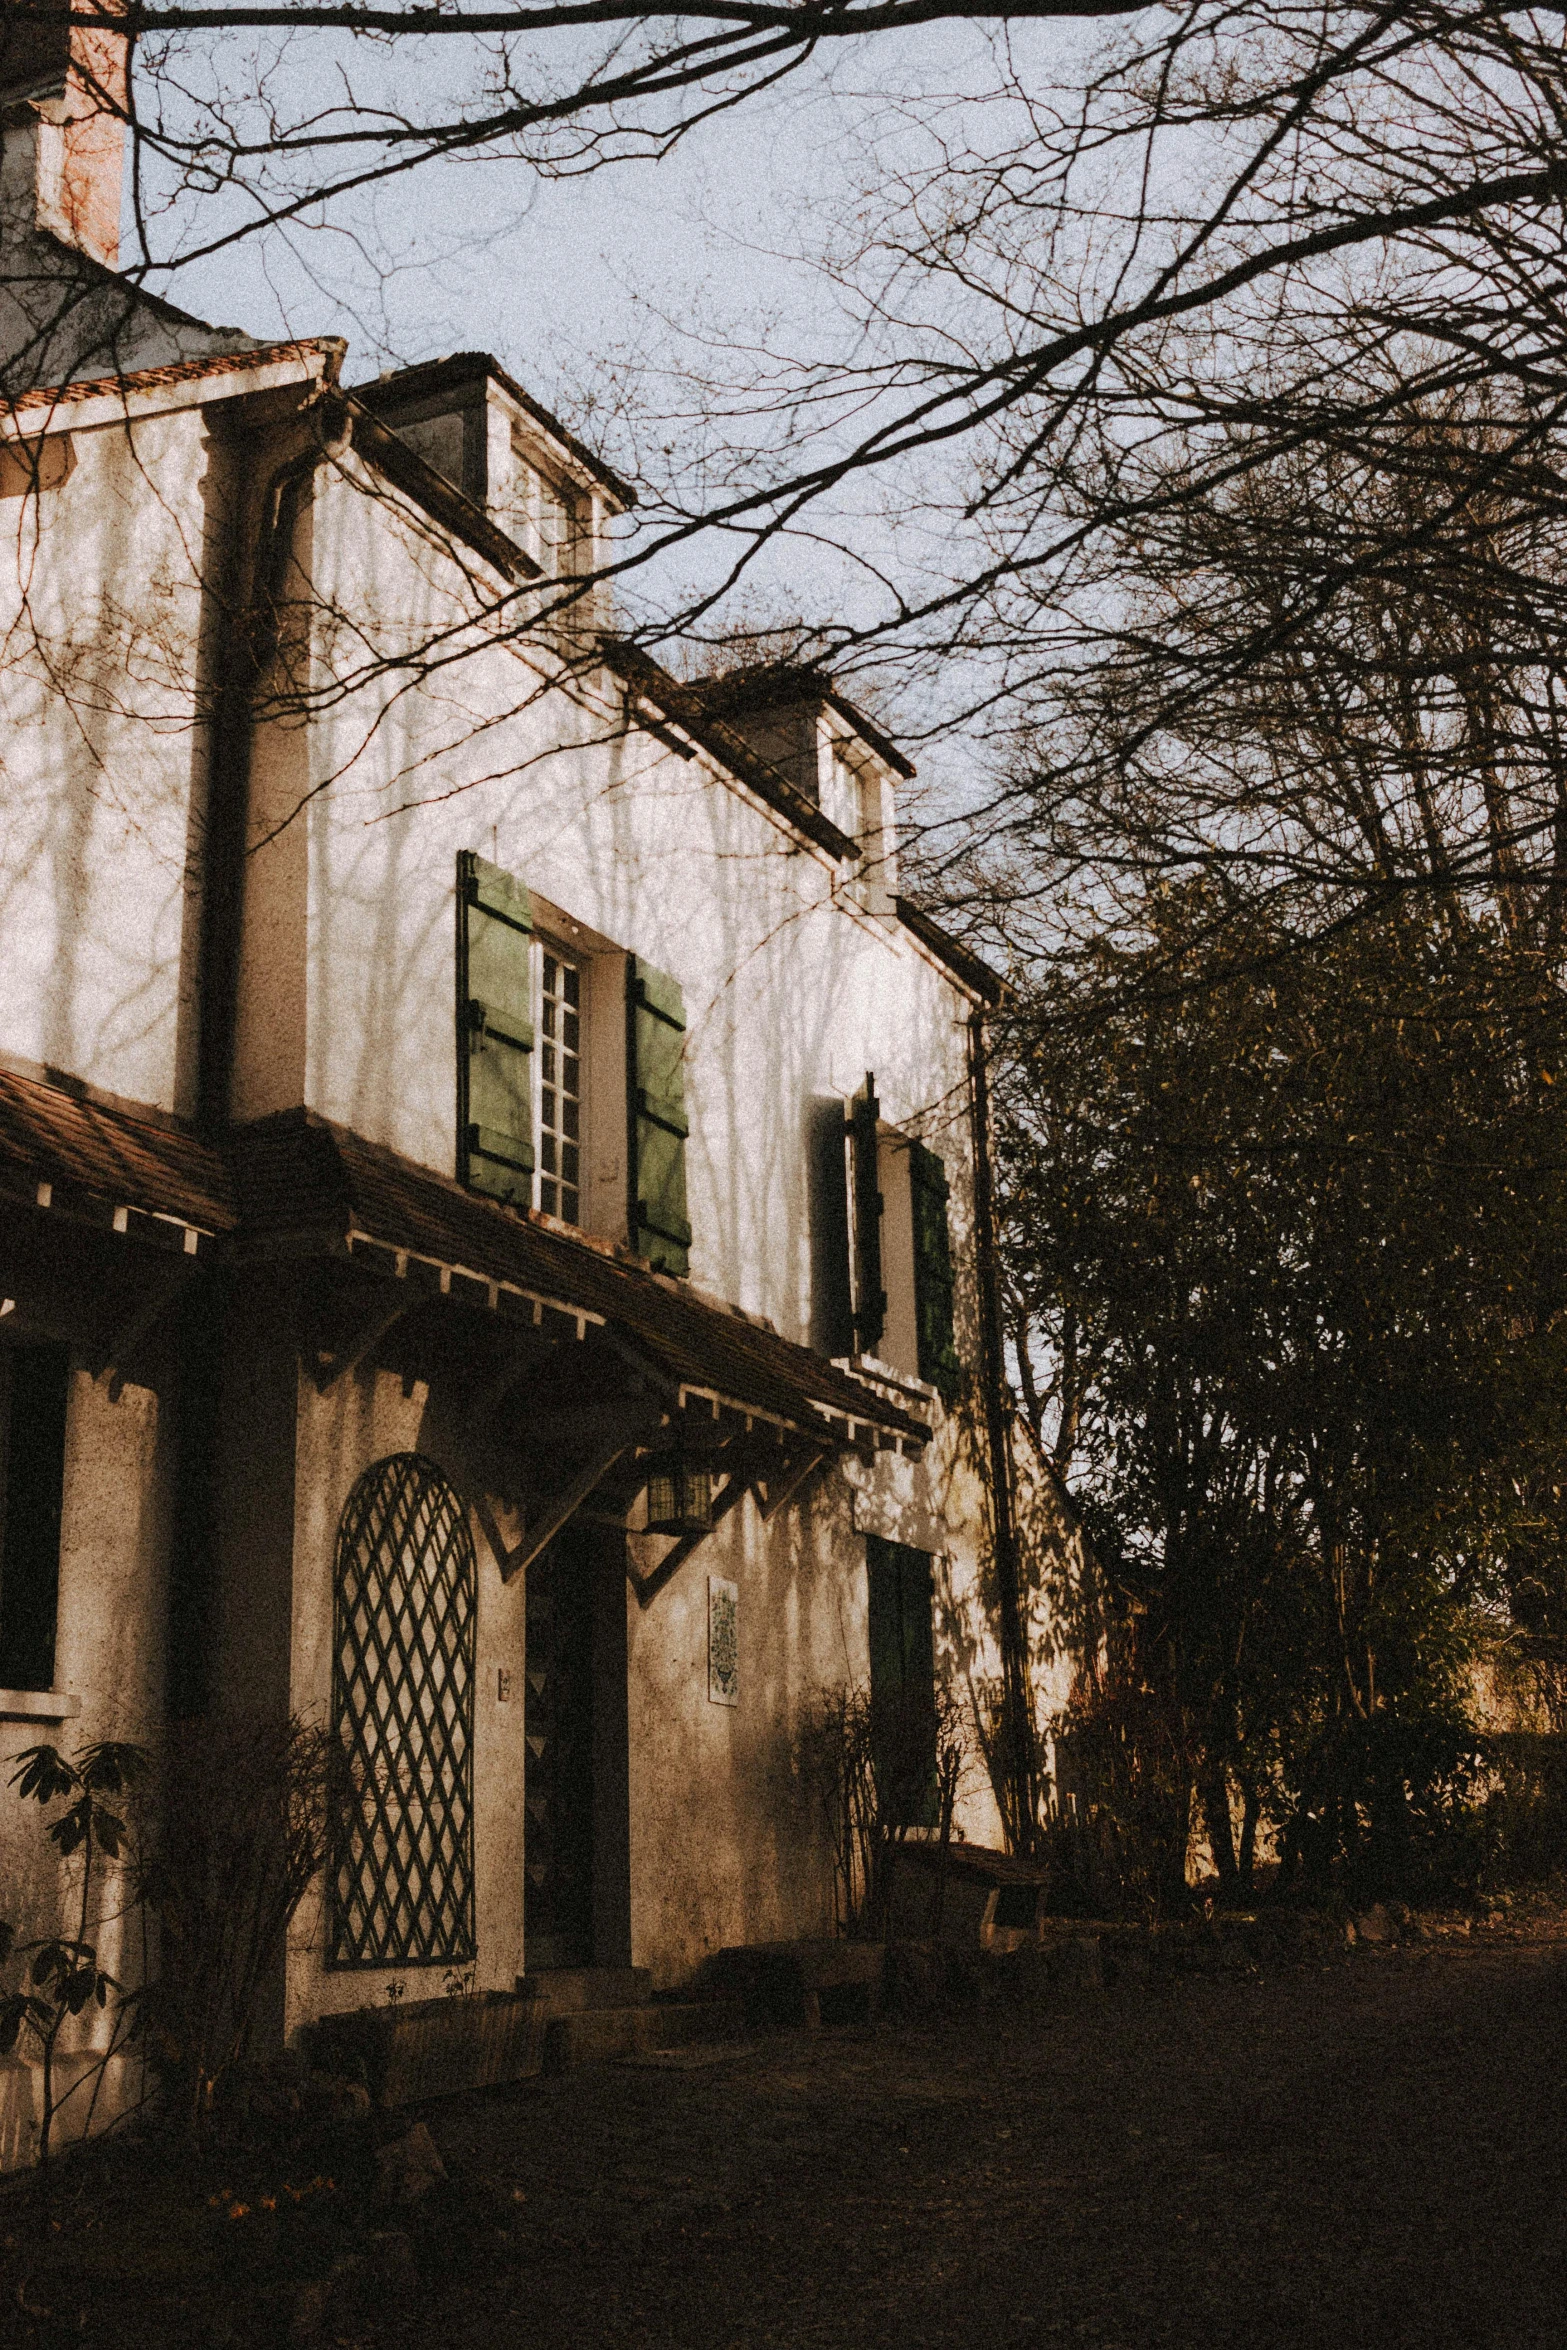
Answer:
top-left (525, 1520), bottom-right (627, 1971)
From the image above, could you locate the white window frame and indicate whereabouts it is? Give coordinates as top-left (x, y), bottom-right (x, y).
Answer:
top-left (534, 937), bottom-right (585, 1226)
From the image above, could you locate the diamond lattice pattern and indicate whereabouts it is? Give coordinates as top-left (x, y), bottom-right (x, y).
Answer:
top-left (330, 1452), bottom-right (477, 1967)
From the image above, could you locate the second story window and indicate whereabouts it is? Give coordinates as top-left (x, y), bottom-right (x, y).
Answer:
top-left (458, 852), bottom-right (694, 1271)
top-left (538, 949), bottom-right (582, 1224)
top-left (811, 1074), bottom-right (960, 1402)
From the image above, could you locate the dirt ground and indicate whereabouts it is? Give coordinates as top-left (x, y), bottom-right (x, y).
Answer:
top-left (3, 1900), bottom-right (1565, 2348)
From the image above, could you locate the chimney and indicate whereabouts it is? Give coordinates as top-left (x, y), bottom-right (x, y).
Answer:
top-left (0, 4), bottom-right (126, 270)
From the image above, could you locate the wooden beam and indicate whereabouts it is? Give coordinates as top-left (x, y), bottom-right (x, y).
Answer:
top-left (596, 1322), bottom-right (683, 1401)
top-left (755, 1445), bottom-right (829, 1522)
top-left (491, 1433), bottom-right (637, 1583)
top-left (485, 1394), bottom-right (669, 1582)
top-left (314, 1295), bottom-right (411, 1393)
top-left (91, 1263), bottom-right (194, 1390)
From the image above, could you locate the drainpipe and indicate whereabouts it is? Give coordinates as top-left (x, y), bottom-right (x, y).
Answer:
top-left (967, 1000), bottom-right (1041, 1854)
top-left (195, 379), bottom-right (349, 1131)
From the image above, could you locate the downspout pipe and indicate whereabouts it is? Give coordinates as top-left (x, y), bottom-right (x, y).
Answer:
top-left (968, 1000), bottom-right (1042, 1854)
top-left (195, 376), bottom-right (349, 1132)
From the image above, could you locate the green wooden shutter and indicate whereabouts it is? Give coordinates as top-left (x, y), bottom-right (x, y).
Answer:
top-left (457, 850), bottom-right (535, 1203)
top-left (910, 1141), bottom-right (959, 1404)
top-left (811, 1098), bottom-right (855, 1358)
top-left (866, 1535), bottom-right (938, 1829)
top-left (850, 1073), bottom-right (886, 1356)
top-left (628, 957), bottom-right (692, 1275)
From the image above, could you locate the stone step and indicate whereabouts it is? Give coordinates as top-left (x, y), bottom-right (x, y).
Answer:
top-left (697, 1939), bottom-right (886, 2030)
top-left (542, 1996), bottom-right (744, 2073)
top-left (516, 1966), bottom-right (652, 2013)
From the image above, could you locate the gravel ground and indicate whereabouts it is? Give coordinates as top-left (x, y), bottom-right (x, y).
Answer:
top-left (428, 1905), bottom-right (1567, 2350)
top-left (3, 1903), bottom-right (1564, 2348)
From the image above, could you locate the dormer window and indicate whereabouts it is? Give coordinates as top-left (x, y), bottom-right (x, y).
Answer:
top-left (357, 354), bottom-right (631, 589)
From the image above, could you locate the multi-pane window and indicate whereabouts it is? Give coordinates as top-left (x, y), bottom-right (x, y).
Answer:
top-left (538, 949), bottom-right (582, 1223)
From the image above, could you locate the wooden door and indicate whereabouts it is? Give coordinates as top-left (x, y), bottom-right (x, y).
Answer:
top-left (523, 1525), bottom-right (598, 1970)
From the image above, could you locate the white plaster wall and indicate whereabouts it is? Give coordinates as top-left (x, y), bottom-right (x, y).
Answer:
top-left (626, 1473), bottom-right (862, 1984)
top-left (252, 449), bottom-right (1011, 1984)
top-left (0, 1364), bottom-right (171, 2170)
top-left (0, 403), bottom-right (218, 1112)
top-left (280, 453), bottom-right (978, 1358)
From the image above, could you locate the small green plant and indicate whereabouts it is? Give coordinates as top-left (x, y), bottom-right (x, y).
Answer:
top-left (799, 1683), bottom-right (968, 1939)
top-left (0, 1741), bottom-right (147, 2171)
top-left (442, 1964), bottom-right (476, 1999)
top-left (141, 1713), bottom-right (341, 2138)
top-left (385, 1978), bottom-right (406, 2005)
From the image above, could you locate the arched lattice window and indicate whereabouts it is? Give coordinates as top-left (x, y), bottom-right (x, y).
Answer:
top-left (330, 1453), bottom-right (477, 1968)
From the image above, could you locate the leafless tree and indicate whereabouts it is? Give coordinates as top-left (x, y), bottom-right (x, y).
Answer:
top-left (10, 6), bottom-right (1567, 963)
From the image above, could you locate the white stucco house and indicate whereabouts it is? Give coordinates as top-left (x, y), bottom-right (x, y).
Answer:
top-left (0, 14), bottom-right (1080, 2160)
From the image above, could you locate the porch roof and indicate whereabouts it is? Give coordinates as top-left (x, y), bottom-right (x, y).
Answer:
top-left (229, 1108), bottom-right (929, 1452)
top-left (0, 1066), bottom-right (234, 1252)
top-left (0, 1071), bottom-right (926, 1451)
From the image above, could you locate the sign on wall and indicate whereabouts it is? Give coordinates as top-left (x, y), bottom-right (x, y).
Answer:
top-left (708, 1575), bottom-right (739, 1707)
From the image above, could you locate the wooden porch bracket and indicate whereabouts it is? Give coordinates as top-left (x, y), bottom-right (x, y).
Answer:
top-left (91, 1263), bottom-right (195, 1394)
top-left (314, 1295), bottom-right (411, 1393)
top-left (755, 1444), bottom-right (829, 1522)
top-left (486, 1398), bottom-right (669, 1582)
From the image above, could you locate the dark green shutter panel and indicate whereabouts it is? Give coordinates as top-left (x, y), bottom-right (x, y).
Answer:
top-left (457, 850), bottom-right (535, 1203)
top-left (910, 1141), bottom-right (959, 1404)
top-left (810, 1097), bottom-right (855, 1358)
top-left (628, 957), bottom-right (692, 1275)
top-left (865, 1535), bottom-right (938, 1829)
top-left (850, 1073), bottom-right (886, 1355)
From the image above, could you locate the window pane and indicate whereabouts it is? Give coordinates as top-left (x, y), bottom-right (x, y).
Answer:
top-left (537, 946), bottom-right (584, 1226)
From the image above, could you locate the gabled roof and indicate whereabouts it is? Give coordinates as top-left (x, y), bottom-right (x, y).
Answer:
top-left (691, 661), bottom-right (917, 782)
top-left (894, 898), bottom-right (1005, 1006)
top-left (4, 334), bottom-right (345, 434)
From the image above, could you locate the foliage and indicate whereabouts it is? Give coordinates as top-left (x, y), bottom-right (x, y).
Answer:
top-left (0, 1740), bottom-right (148, 2171)
top-left (139, 1714), bottom-right (341, 2140)
top-left (1000, 881), bottom-right (1567, 1898)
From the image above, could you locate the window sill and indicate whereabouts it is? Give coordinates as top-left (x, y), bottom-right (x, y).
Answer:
top-left (837, 1355), bottom-right (938, 1407)
top-left (0, 1689), bottom-right (82, 1722)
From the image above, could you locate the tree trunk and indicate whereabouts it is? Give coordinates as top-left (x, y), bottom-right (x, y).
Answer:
top-left (1201, 1766), bottom-right (1238, 1887)
top-left (1237, 1785), bottom-right (1261, 1890)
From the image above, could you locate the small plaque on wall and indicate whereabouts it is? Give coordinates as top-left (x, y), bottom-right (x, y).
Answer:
top-left (708, 1575), bottom-right (739, 1707)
